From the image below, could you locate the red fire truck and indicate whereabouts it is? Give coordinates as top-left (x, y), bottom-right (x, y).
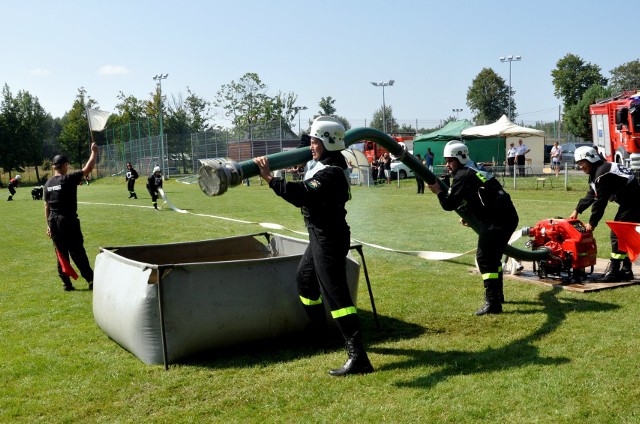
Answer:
top-left (362, 134), bottom-right (414, 163)
top-left (590, 90), bottom-right (640, 171)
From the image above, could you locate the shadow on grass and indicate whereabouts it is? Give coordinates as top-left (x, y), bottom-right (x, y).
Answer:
top-left (370, 287), bottom-right (619, 389)
top-left (179, 310), bottom-right (428, 369)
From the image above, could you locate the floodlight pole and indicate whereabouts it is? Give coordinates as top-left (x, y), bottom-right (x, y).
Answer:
top-left (153, 73), bottom-right (169, 177)
top-left (371, 80), bottom-right (395, 133)
top-left (452, 108), bottom-right (463, 120)
top-left (293, 106), bottom-right (308, 136)
top-left (499, 55), bottom-right (521, 121)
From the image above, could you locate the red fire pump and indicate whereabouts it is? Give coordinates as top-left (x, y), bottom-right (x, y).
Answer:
top-left (522, 218), bottom-right (598, 283)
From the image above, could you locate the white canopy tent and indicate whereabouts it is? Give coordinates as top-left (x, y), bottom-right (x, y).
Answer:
top-left (342, 148), bottom-right (371, 186)
top-left (461, 115), bottom-right (546, 169)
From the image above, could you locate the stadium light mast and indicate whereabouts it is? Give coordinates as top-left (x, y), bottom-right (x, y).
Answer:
top-left (452, 108), bottom-right (463, 120)
top-left (153, 73), bottom-right (169, 177)
top-left (499, 55), bottom-right (521, 121)
top-left (370, 80), bottom-right (394, 133)
top-left (293, 106), bottom-right (308, 136)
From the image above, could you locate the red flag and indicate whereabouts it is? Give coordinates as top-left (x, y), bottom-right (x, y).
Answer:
top-left (56, 248), bottom-right (78, 280)
top-left (606, 221), bottom-right (640, 261)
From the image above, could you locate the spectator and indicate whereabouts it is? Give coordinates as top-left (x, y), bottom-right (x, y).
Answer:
top-left (507, 142), bottom-right (517, 175)
top-left (415, 154), bottom-right (424, 194)
top-left (550, 142), bottom-right (563, 177)
top-left (515, 139), bottom-right (530, 177)
top-left (425, 148), bottom-right (434, 171)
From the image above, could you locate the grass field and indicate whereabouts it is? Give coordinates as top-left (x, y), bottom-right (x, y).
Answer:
top-left (1, 174), bottom-right (639, 423)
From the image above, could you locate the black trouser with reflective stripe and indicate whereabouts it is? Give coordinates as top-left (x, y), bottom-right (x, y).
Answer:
top-left (127, 179), bottom-right (136, 194)
top-left (48, 212), bottom-right (93, 284)
top-left (297, 225), bottom-right (360, 339)
top-left (476, 216), bottom-right (518, 290)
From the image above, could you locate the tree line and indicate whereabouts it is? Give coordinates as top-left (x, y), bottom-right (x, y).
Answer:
top-left (2, 56), bottom-right (639, 181)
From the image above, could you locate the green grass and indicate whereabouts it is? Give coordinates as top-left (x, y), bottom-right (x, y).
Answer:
top-left (1, 175), bottom-right (639, 423)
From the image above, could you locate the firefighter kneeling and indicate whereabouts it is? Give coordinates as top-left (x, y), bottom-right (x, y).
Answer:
top-left (570, 146), bottom-right (640, 282)
top-left (427, 141), bottom-right (519, 315)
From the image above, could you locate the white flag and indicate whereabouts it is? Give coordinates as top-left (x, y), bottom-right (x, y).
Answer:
top-left (86, 108), bottom-right (111, 132)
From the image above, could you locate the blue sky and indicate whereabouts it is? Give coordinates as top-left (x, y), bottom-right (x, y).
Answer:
top-left (1, 0), bottom-right (632, 129)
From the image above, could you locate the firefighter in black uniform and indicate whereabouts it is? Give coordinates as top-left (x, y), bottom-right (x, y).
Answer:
top-left (427, 141), bottom-right (519, 315)
top-left (569, 146), bottom-right (640, 281)
top-left (146, 166), bottom-right (162, 210)
top-left (253, 116), bottom-right (374, 376)
top-left (7, 175), bottom-right (21, 201)
top-left (44, 144), bottom-right (98, 291)
top-left (125, 162), bottom-right (139, 199)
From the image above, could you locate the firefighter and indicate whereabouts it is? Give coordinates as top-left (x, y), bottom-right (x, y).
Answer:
top-left (427, 141), bottom-right (519, 315)
top-left (253, 116), bottom-right (374, 376)
top-left (146, 166), bottom-right (163, 210)
top-left (125, 162), bottom-right (139, 199)
top-left (44, 146), bottom-right (97, 291)
top-left (7, 175), bottom-right (21, 201)
top-left (569, 146), bottom-right (640, 281)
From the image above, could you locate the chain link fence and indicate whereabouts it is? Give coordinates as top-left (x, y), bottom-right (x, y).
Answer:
top-left (96, 121), bottom-right (300, 179)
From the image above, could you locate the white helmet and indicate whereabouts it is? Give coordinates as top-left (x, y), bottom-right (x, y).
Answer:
top-left (153, 166), bottom-right (161, 173)
top-left (574, 146), bottom-right (600, 163)
top-left (309, 116), bottom-right (345, 151)
top-left (15, 175), bottom-right (21, 180)
top-left (443, 141), bottom-right (469, 165)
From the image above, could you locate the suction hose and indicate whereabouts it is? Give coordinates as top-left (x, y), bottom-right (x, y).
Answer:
top-left (197, 127), bottom-right (548, 261)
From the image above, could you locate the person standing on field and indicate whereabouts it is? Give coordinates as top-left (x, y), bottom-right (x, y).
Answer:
top-left (550, 142), bottom-right (563, 177)
top-left (515, 139), bottom-right (530, 177)
top-left (146, 166), bottom-right (163, 210)
top-left (253, 116), bottom-right (374, 376)
top-left (44, 145), bottom-right (98, 291)
top-left (125, 162), bottom-right (139, 199)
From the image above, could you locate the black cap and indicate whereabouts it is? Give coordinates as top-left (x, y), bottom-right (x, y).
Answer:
top-left (53, 155), bottom-right (69, 166)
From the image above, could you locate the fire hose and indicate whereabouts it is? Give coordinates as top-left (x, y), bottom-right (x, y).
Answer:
top-left (197, 127), bottom-right (550, 262)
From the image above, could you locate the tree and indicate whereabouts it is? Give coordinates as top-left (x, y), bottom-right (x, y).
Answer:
top-left (0, 84), bottom-right (21, 175)
top-left (184, 87), bottom-right (212, 133)
top-left (0, 85), bottom-right (49, 181)
top-left (14, 90), bottom-right (50, 182)
top-left (564, 84), bottom-right (612, 140)
top-left (318, 96), bottom-right (337, 116)
top-left (551, 53), bottom-right (608, 110)
top-left (609, 59), bottom-right (640, 93)
top-left (370, 105), bottom-right (398, 133)
top-left (466, 68), bottom-right (511, 124)
top-left (109, 91), bottom-right (147, 142)
top-left (310, 96), bottom-right (351, 131)
top-left (57, 87), bottom-right (97, 165)
top-left (213, 72), bottom-right (270, 128)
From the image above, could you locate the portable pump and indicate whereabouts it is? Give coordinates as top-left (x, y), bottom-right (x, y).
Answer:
top-left (522, 218), bottom-right (597, 283)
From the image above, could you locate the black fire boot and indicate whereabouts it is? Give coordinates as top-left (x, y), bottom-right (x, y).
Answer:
top-left (475, 281), bottom-right (502, 316)
top-left (602, 259), bottom-right (622, 282)
top-left (621, 257), bottom-right (634, 281)
top-left (61, 275), bottom-right (75, 291)
top-left (329, 333), bottom-right (374, 377)
top-left (497, 278), bottom-right (505, 304)
top-left (133, 192), bottom-right (137, 199)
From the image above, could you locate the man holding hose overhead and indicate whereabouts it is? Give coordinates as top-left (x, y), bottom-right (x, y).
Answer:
top-left (253, 116), bottom-right (374, 376)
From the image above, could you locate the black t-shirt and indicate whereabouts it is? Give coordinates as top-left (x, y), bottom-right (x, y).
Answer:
top-left (44, 170), bottom-right (84, 216)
